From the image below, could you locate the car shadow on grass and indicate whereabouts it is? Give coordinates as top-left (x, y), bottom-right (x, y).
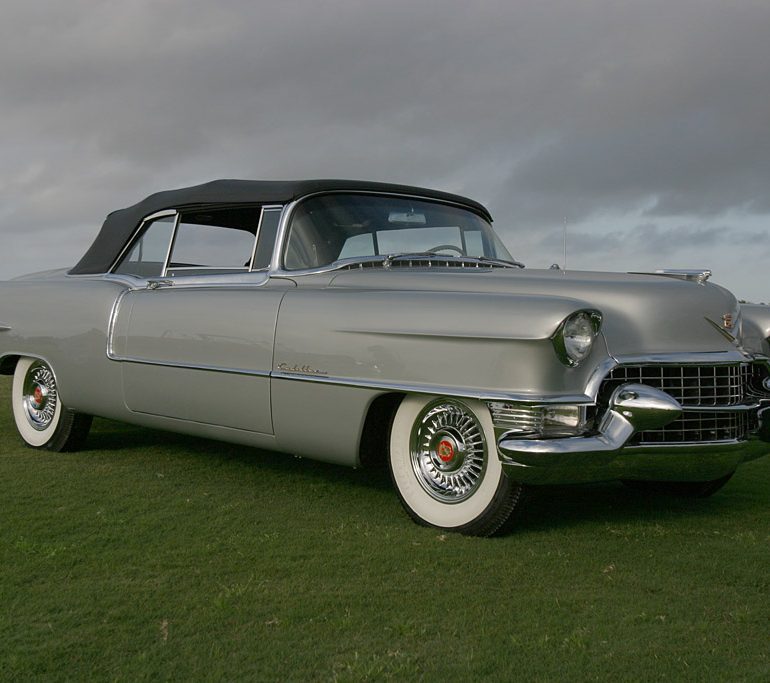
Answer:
top-left (510, 478), bottom-right (762, 533)
top-left (83, 418), bottom-right (766, 533)
top-left (83, 418), bottom-right (395, 492)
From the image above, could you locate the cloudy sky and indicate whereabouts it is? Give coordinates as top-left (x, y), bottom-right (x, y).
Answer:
top-left (1, 1), bottom-right (769, 300)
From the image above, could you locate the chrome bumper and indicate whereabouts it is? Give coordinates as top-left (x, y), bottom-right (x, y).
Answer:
top-left (498, 383), bottom-right (770, 485)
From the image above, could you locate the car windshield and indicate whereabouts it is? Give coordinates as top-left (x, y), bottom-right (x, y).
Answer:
top-left (283, 194), bottom-right (514, 271)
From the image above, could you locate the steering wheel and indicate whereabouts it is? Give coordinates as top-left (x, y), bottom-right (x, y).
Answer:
top-left (427, 244), bottom-right (465, 255)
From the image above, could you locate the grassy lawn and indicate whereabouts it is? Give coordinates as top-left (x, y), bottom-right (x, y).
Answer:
top-left (1, 375), bottom-right (768, 681)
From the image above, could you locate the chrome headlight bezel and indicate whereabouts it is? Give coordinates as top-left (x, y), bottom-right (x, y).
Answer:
top-left (552, 309), bottom-right (603, 367)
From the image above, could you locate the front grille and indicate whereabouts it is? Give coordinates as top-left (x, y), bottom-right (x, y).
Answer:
top-left (628, 410), bottom-right (758, 446)
top-left (602, 363), bottom-right (750, 407)
top-left (599, 362), bottom-right (764, 445)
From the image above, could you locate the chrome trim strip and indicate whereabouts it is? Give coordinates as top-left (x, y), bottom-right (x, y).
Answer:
top-left (0, 323), bottom-right (11, 332)
top-left (106, 289), bottom-right (132, 359)
top-left (624, 439), bottom-right (745, 449)
top-left (678, 403), bottom-right (766, 413)
top-left (271, 370), bottom-right (592, 404)
top-left (704, 316), bottom-right (737, 342)
top-left (166, 266), bottom-right (252, 271)
top-left (584, 354), bottom-right (618, 401)
top-left (107, 354), bottom-right (272, 378)
top-left (611, 350), bottom-right (752, 365)
top-left (102, 273), bottom-right (148, 289)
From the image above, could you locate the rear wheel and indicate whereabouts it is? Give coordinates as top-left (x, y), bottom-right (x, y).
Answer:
top-left (622, 473), bottom-right (734, 498)
top-left (388, 395), bottom-right (523, 536)
top-left (12, 357), bottom-right (92, 452)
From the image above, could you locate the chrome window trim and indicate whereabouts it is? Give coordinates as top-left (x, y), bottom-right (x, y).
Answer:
top-left (161, 212), bottom-right (182, 277)
top-left (109, 209), bottom-right (179, 274)
top-left (268, 190), bottom-right (496, 276)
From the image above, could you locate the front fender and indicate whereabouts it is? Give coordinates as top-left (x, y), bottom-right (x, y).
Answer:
top-left (273, 289), bottom-right (606, 401)
top-left (740, 303), bottom-right (770, 356)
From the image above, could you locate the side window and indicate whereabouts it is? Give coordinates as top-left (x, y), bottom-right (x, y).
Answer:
top-left (113, 216), bottom-right (175, 278)
top-left (166, 208), bottom-right (260, 276)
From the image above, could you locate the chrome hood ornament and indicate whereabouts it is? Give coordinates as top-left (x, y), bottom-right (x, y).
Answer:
top-left (647, 269), bottom-right (713, 285)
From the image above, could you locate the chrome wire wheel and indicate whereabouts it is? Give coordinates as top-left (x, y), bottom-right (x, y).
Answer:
top-left (410, 399), bottom-right (487, 503)
top-left (21, 361), bottom-right (59, 431)
top-left (389, 395), bottom-right (524, 536)
top-left (12, 356), bottom-right (92, 452)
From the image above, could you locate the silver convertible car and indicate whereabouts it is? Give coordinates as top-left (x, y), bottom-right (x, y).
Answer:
top-left (2, 180), bottom-right (770, 535)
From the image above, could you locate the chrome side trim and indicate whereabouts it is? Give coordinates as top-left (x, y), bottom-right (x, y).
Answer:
top-left (677, 403), bottom-right (766, 413)
top-left (271, 369), bottom-right (592, 404)
top-left (0, 323), bottom-right (11, 332)
top-left (106, 289), bottom-right (132, 359)
top-left (107, 354), bottom-right (272, 378)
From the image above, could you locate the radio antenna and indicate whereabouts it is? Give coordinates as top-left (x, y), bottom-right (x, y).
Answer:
top-left (563, 217), bottom-right (567, 272)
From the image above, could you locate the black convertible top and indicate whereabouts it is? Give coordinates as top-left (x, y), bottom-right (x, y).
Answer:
top-left (69, 179), bottom-right (492, 275)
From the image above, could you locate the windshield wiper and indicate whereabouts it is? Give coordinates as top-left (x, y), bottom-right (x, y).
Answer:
top-left (471, 256), bottom-right (525, 269)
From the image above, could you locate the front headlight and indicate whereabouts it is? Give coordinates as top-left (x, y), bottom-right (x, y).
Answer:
top-left (552, 310), bottom-right (602, 367)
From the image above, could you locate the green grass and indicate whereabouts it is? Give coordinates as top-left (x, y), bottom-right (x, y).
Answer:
top-left (1, 375), bottom-right (768, 682)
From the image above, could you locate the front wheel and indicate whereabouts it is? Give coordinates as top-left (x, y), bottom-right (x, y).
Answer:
top-left (12, 357), bottom-right (92, 452)
top-left (388, 395), bottom-right (524, 536)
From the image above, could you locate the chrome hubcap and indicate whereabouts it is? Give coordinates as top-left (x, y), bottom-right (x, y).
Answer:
top-left (410, 400), bottom-right (487, 502)
top-left (22, 362), bottom-right (58, 431)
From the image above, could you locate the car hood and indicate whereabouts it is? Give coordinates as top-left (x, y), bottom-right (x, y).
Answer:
top-left (328, 267), bottom-right (743, 357)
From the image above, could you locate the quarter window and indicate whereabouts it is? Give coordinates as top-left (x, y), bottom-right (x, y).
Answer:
top-left (113, 215), bottom-right (175, 278)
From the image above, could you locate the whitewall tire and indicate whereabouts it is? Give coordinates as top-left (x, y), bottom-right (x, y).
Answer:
top-left (12, 357), bottom-right (92, 452)
top-left (389, 395), bottom-right (523, 536)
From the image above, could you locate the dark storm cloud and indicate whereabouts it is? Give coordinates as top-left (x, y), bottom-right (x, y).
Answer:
top-left (1, 1), bottom-right (769, 297)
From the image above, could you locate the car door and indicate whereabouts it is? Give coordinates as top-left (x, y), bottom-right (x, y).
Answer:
top-left (108, 206), bottom-right (288, 434)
